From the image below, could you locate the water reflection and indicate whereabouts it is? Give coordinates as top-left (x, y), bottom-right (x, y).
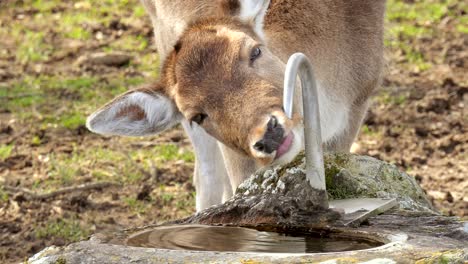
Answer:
top-left (126, 225), bottom-right (382, 253)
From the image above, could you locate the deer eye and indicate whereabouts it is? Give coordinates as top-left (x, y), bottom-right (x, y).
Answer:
top-left (190, 113), bottom-right (207, 125)
top-left (249, 46), bottom-right (262, 64)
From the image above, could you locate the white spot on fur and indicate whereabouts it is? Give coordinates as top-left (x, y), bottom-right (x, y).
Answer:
top-left (86, 92), bottom-right (180, 136)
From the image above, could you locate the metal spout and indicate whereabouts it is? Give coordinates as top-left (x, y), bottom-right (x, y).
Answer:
top-left (283, 53), bottom-right (328, 208)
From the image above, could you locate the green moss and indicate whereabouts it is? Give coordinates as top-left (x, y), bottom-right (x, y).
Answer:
top-left (415, 250), bottom-right (466, 264)
top-left (324, 154), bottom-right (362, 199)
top-left (55, 257), bottom-right (67, 264)
top-left (276, 152), bottom-right (305, 177)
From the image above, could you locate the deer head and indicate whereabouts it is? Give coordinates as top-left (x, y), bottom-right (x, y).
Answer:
top-left (87, 0), bottom-right (304, 166)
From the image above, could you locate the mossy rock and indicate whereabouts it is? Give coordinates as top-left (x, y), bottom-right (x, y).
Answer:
top-left (237, 152), bottom-right (435, 213)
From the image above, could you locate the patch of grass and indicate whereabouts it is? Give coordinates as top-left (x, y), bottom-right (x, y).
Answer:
top-left (387, 24), bottom-right (431, 39)
top-left (456, 16), bottom-right (468, 33)
top-left (402, 46), bottom-right (432, 71)
top-left (31, 0), bottom-right (60, 13)
top-left (43, 76), bottom-right (98, 97)
top-left (361, 125), bottom-right (380, 137)
top-left (58, 13), bottom-right (95, 40)
top-left (123, 197), bottom-right (147, 214)
top-left (47, 154), bottom-right (79, 187)
top-left (137, 53), bottom-right (159, 77)
top-left (90, 148), bottom-right (140, 183)
top-left (65, 27), bottom-right (91, 40)
top-left (384, 0), bottom-right (461, 72)
top-left (133, 6), bottom-right (146, 18)
top-left (160, 193), bottom-right (174, 204)
top-left (153, 185), bottom-right (196, 218)
top-left (106, 76), bottom-right (145, 94)
top-left (152, 144), bottom-right (195, 163)
top-left (0, 144), bottom-right (13, 161)
top-left (2, 75), bottom-right (147, 132)
top-left (15, 30), bottom-right (53, 64)
top-left (111, 35), bottom-right (149, 51)
top-left (35, 218), bottom-right (90, 242)
top-left (0, 188), bottom-right (9, 203)
top-left (384, 39), bottom-right (432, 71)
top-left (0, 78), bottom-right (42, 112)
top-left (175, 196), bottom-right (194, 210)
top-left (387, 0), bottom-right (456, 25)
top-left (377, 91), bottom-right (408, 106)
top-left (42, 146), bottom-right (157, 187)
top-left (59, 113), bottom-right (86, 130)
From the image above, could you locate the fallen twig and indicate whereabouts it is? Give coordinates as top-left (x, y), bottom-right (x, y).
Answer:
top-left (2, 181), bottom-right (121, 201)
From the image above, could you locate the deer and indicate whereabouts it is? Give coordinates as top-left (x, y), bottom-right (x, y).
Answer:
top-left (86, 0), bottom-right (386, 211)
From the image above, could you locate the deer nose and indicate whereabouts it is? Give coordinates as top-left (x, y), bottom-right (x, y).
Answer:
top-left (253, 116), bottom-right (284, 154)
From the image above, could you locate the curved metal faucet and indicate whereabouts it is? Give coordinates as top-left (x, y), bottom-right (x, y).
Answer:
top-left (283, 53), bottom-right (327, 207)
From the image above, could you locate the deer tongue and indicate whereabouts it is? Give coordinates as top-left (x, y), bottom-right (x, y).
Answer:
top-left (276, 132), bottom-right (294, 158)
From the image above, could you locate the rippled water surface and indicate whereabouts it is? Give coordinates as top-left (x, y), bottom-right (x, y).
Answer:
top-left (126, 225), bottom-right (383, 253)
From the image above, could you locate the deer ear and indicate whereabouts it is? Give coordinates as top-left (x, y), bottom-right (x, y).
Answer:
top-left (220, 0), bottom-right (270, 38)
top-left (86, 85), bottom-right (182, 137)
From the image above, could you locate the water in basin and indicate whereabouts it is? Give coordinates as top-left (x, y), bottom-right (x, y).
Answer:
top-left (126, 224), bottom-right (383, 253)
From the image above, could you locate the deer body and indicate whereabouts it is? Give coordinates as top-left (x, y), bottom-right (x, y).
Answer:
top-left (89, 0), bottom-right (386, 211)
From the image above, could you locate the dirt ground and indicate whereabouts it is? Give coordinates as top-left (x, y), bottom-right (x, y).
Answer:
top-left (0, 0), bottom-right (466, 263)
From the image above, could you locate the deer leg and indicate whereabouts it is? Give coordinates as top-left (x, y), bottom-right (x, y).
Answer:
top-left (219, 144), bottom-right (258, 193)
top-left (181, 121), bottom-right (232, 211)
top-left (325, 101), bottom-right (370, 152)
